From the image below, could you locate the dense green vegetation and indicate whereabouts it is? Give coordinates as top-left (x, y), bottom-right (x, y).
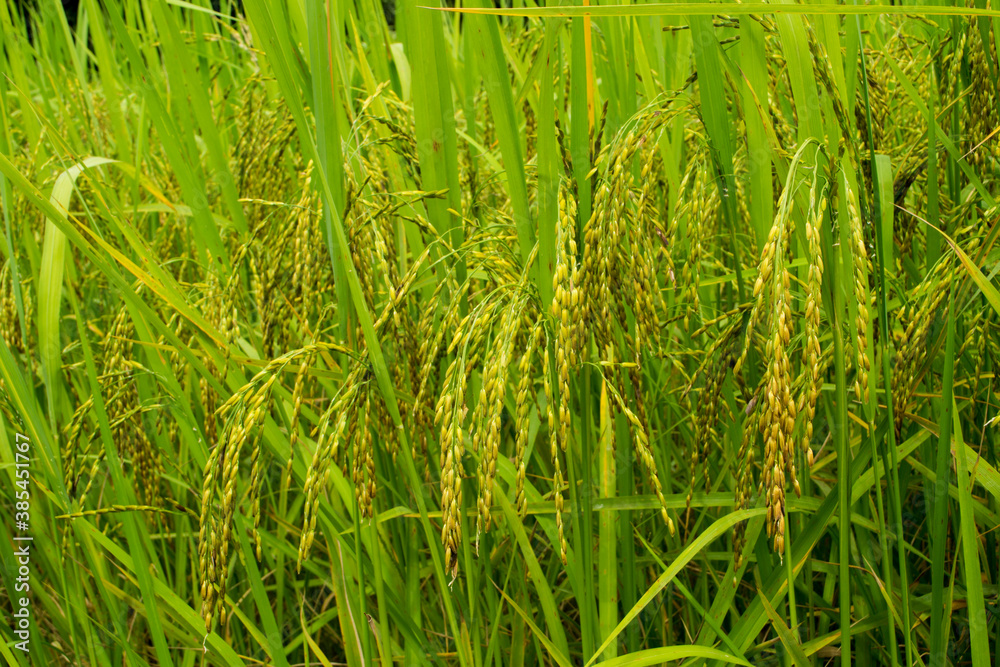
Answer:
top-left (1, 0), bottom-right (1000, 665)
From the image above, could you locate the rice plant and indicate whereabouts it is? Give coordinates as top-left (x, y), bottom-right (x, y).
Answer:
top-left (0, 0), bottom-right (999, 665)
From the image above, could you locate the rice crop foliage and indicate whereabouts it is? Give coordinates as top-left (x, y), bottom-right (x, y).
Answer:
top-left (1, 0), bottom-right (999, 665)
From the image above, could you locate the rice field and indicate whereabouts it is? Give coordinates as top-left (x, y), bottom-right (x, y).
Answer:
top-left (1, 0), bottom-right (999, 665)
